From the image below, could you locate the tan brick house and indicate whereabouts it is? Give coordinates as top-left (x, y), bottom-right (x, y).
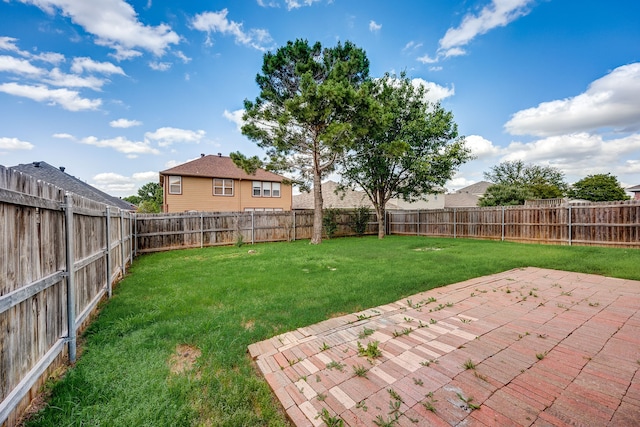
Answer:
top-left (159, 154), bottom-right (292, 213)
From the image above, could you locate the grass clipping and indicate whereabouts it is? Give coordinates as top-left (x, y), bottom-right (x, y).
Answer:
top-left (169, 344), bottom-right (201, 377)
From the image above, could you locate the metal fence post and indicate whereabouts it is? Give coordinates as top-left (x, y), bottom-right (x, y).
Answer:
top-left (133, 212), bottom-right (137, 258)
top-left (568, 204), bottom-right (572, 246)
top-left (501, 206), bottom-right (505, 241)
top-left (120, 210), bottom-right (126, 275)
top-left (453, 208), bottom-right (457, 239)
top-left (251, 211), bottom-right (255, 245)
top-left (63, 192), bottom-right (77, 363)
top-left (105, 206), bottom-right (112, 298)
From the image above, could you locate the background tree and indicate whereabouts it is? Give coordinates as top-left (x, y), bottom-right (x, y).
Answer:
top-left (236, 39), bottom-right (370, 244)
top-left (568, 173), bottom-right (630, 201)
top-left (479, 160), bottom-right (567, 206)
top-left (340, 73), bottom-right (471, 238)
top-left (124, 182), bottom-right (162, 213)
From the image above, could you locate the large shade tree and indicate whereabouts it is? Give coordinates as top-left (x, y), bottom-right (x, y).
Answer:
top-left (568, 173), bottom-right (630, 201)
top-left (340, 73), bottom-right (471, 238)
top-left (236, 39), bottom-right (370, 244)
top-left (479, 160), bottom-right (567, 206)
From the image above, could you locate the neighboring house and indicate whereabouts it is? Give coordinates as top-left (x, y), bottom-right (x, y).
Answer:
top-left (444, 181), bottom-right (492, 208)
top-left (292, 180), bottom-right (444, 210)
top-left (10, 161), bottom-right (135, 210)
top-left (628, 184), bottom-right (640, 201)
top-left (159, 154), bottom-right (292, 213)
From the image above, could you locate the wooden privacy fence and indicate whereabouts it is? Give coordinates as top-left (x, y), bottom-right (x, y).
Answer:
top-left (387, 201), bottom-right (640, 248)
top-left (135, 209), bottom-right (378, 253)
top-left (0, 166), bottom-right (133, 427)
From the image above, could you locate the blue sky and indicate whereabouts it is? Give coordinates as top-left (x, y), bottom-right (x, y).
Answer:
top-left (1, 0), bottom-right (639, 198)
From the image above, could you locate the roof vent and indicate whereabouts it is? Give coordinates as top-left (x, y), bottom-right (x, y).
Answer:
top-left (59, 166), bottom-right (65, 172)
top-left (33, 161), bottom-right (41, 167)
top-left (201, 153), bottom-right (205, 157)
top-left (218, 153), bottom-right (222, 157)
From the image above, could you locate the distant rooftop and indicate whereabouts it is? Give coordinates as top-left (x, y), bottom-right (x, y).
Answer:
top-left (160, 154), bottom-right (286, 182)
top-left (10, 161), bottom-right (135, 210)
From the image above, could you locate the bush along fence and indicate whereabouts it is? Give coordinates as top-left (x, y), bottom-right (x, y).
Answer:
top-left (0, 166), bottom-right (133, 427)
top-left (387, 202), bottom-right (640, 248)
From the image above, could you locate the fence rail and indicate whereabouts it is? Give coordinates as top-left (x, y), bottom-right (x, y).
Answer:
top-left (387, 202), bottom-right (640, 248)
top-left (0, 166), bottom-right (133, 427)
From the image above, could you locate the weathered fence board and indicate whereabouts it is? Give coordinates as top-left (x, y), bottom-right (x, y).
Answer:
top-left (0, 166), bottom-right (133, 427)
top-left (388, 202), bottom-right (640, 248)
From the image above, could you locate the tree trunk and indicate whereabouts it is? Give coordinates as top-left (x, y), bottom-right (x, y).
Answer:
top-left (376, 204), bottom-right (386, 239)
top-left (311, 170), bottom-right (323, 244)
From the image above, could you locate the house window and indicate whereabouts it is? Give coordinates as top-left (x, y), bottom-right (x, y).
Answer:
top-left (213, 178), bottom-right (233, 196)
top-left (252, 181), bottom-right (281, 198)
top-left (168, 176), bottom-right (182, 194)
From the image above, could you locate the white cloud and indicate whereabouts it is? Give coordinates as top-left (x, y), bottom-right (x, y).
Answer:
top-left (285, 0), bottom-right (321, 10)
top-left (416, 0), bottom-right (534, 64)
top-left (410, 78), bottom-right (455, 103)
top-left (44, 67), bottom-right (106, 90)
top-left (191, 9), bottom-right (273, 51)
top-left (132, 171), bottom-right (159, 181)
top-left (501, 132), bottom-right (640, 182)
top-left (0, 36), bottom-right (64, 63)
top-left (223, 109), bottom-right (245, 131)
top-left (80, 135), bottom-right (160, 156)
top-left (91, 172), bottom-right (136, 193)
top-left (144, 127), bottom-right (205, 147)
top-left (0, 55), bottom-right (44, 75)
top-left (0, 37), bottom-right (23, 54)
top-left (402, 41), bottom-right (423, 52)
top-left (174, 50), bottom-right (191, 63)
top-left (439, 0), bottom-right (534, 55)
top-left (52, 132), bottom-right (75, 139)
top-left (369, 20), bottom-right (382, 32)
top-left (505, 63), bottom-right (640, 137)
top-left (464, 135), bottom-right (501, 159)
top-left (149, 61), bottom-right (171, 71)
top-left (0, 136), bottom-right (34, 150)
top-left (110, 118), bottom-right (142, 128)
top-left (0, 82), bottom-right (102, 111)
top-left (19, 0), bottom-right (180, 59)
top-left (70, 57), bottom-right (125, 75)
top-left (416, 54), bottom-right (438, 64)
top-left (34, 51), bottom-right (66, 64)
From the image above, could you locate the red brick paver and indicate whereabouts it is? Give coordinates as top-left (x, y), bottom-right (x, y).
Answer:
top-left (248, 268), bottom-right (640, 426)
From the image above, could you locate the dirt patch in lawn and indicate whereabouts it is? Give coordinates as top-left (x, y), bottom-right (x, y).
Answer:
top-left (169, 344), bottom-right (201, 377)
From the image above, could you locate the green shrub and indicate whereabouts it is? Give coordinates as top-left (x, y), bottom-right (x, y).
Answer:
top-left (351, 206), bottom-right (371, 236)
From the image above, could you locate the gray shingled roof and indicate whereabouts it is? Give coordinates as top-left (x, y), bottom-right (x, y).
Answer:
top-left (443, 181), bottom-right (493, 208)
top-left (160, 154), bottom-right (286, 182)
top-left (628, 184), bottom-right (640, 192)
top-left (293, 181), bottom-right (373, 209)
top-left (10, 161), bottom-right (135, 210)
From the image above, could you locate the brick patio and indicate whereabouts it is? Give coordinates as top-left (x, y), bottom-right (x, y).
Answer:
top-left (248, 267), bottom-right (640, 426)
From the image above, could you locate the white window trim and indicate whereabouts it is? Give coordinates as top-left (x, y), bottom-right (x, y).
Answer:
top-left (168, 176), bottom-right (182, 195)
top-left (252, 181), bottom-right (282, 198)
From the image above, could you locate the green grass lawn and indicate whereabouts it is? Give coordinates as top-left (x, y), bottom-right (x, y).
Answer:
top-left (26, 236), bottom-right (640, 426)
